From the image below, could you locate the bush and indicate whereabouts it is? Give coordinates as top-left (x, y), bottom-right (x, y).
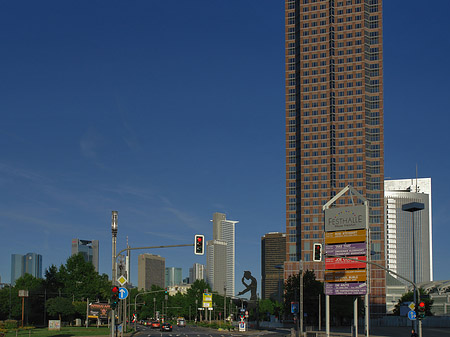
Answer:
top-left (4, 320), bottom-right (18, 329)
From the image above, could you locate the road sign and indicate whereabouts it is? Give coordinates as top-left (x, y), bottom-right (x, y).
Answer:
top-left (409, 302), bottom-right (415, 311)
top-left (117, 275), bottom-right (127, 286)
top-left (118, 287), bottom-right (128, 300)
top-left (408, 310), bottom-right (417, 321)
top-left (291, 302), bottom-right (299, 314)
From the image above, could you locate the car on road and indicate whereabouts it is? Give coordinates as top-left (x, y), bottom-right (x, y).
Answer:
top-left (177, 317), bottom-right (186, 327)
top-left (151, 321), bottom-right (160, 328)
top-left (160, 323), bottom-right (172, 331)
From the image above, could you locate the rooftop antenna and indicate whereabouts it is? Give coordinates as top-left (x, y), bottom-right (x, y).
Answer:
top-left (416, 164), bottom-right (418, 193)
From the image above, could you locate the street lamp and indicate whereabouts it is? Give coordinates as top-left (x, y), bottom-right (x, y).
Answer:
top-left (402, 202), bottom-right (424, 337)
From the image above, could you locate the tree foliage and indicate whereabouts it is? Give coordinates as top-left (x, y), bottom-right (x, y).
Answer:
top-left (0, 253), bottom-right (111, 325)
top-left (46, 297), bottom-right (76, 321)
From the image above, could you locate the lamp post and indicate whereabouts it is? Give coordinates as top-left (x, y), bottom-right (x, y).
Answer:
top-left (111, 211), bottom-right (118, 337)
top-left (402, 202), bottom-right (424, 337)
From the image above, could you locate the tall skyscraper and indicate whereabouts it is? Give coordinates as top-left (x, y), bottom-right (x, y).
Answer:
top-left (211, 212), bottom-right (238, 297)
top-left (261, 232), bottom-right (286, 300)
top-left (11, 253), bottom-right (42, 284)
top-left (189, 263), bottom-right (206, 284)
top-left (284, 0), bottom-right (385, 314)
top-left (206, 240), bottom-right (227, 295)
top-left (165, 267), bottom-right (182, 287)
top-left (385, 178), bottom-right (433, 284)
top-left (138, 254), bottom-right (165, 291)
top-left (71, 239), bottom-right (99, 272)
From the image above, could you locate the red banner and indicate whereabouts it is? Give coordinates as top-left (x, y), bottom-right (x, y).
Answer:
top-left (325, 256), bottom-right (367, 270)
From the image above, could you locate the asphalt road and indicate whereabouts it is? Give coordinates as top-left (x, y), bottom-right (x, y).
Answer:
top-left (133, 324), bottom-right (450, 337)
top-left (133, 324), bottom-right (280, 337)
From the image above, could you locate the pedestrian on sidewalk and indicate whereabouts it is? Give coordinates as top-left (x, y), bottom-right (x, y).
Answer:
top-left (411, 329), bottom-right (418, 337)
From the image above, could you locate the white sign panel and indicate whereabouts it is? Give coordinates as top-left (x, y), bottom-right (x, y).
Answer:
top-left (325, 205), bottom-right (367, 232)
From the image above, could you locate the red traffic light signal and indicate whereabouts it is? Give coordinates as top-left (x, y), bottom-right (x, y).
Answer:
top-left (111, 286), bottom-right (119, 310)
top-left (313, 243), bottom-right (322, 262)
top-left (194, 234), bottom-right (204, 255)
top-left (418, 301), bottom-right (426, 319)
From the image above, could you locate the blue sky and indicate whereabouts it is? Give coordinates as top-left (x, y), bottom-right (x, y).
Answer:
top-left (1, 1), bottom-right (449, 294)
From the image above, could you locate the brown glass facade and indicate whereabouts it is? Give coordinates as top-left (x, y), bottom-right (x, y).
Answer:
top-left (284, 0), bottom-right (385, 315)
top-left (261, 232), bottom-right (287, 300)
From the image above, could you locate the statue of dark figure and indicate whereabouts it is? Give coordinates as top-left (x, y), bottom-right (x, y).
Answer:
top-left (237, 270), bottom-right (257, 301)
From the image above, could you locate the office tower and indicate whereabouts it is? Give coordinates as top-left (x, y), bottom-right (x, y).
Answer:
top-left (206, 240), bottom-right (227, 295)
top-left (165, 267), bottom-right (182, 287)
top-left (285, 0), bottom-right (385, 314)
top-left (11, 253), bottom-right (42, 284)
top-left (189, 263), bottom-right (206, 284)
top-left (71, 239), bottom-right (99, 272)
top-left (385, 178), bottom-right (432, 284)
top-left (212, 212), bottom-right (238, 297)
top-left (138, 254), bottom-right (165, 290)
top-left (11, 254), bottom-right (23, 285)
top-left (261, 232), bottom-right (286, 300)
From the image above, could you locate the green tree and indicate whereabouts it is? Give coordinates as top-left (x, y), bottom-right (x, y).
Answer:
top-left (46, 297), bottom-right (76, 321)
top-left (284, 270), bottom-right (323, 324)
top-left (43, 264), bottom-right (64, 298)
top-left (0, 284), bottom-right (13, 320)
top-left (258, 299), bottom-right (282, 321)
top-left (14, 274), bottom-right (45, 325)
top-left (58, 254), bottom-right (111, 301)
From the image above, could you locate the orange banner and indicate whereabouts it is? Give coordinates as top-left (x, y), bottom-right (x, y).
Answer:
top-left (325, 229), bottom-right (366, 244)
top-left (324, 269), bottom-right (367, 283)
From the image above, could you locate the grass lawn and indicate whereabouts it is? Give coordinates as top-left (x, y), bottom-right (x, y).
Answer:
top-left (4, 327), bottom-right (110, 337)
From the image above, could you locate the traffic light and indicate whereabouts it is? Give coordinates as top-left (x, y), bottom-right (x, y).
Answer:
top-left (313, 243), bottom-right (322, 262)
top-left (111, 286), bottom-right (119, 310)
top-left (418, 301), bottom-right (426, 319)
top-left (194, 234), bottom-right (204, 255)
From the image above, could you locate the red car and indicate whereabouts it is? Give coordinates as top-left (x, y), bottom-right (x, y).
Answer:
top-left (151, 321), bottom-right (160, 329)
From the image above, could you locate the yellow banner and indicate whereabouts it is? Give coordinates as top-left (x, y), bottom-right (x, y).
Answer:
top-left (325, 229), bottom-right (366, 244)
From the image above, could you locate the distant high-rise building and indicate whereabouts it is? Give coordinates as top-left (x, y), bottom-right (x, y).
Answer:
top-left (189, 263), bottom-right (206, 284)
top-left (165, 267), bottom-right (182, 287)
top-left (385, 178), bottom-right (433, 284)
top-left (138, 254), bottom-right (165, 290)
top-left (261, 232), bottom-right (286, 300)
top-left (211, 212), bottom-right (238, 297)
top-left (206, 240), bottom-right (227, 295)
top-left (284, 0), bottom-right (386, 314)
top-left (71, 239), bottom-right (99, 272)
top-left (11, 253), bottom-right (42, 284)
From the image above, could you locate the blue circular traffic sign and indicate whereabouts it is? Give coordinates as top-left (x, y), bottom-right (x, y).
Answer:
top-left (118, 287), bottom-right (128, 300)
top-left (408, 310), bottom-right (417, 321)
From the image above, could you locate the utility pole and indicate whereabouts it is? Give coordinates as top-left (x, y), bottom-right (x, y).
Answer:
top-left (111, 211), bottom-right (118, 337)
